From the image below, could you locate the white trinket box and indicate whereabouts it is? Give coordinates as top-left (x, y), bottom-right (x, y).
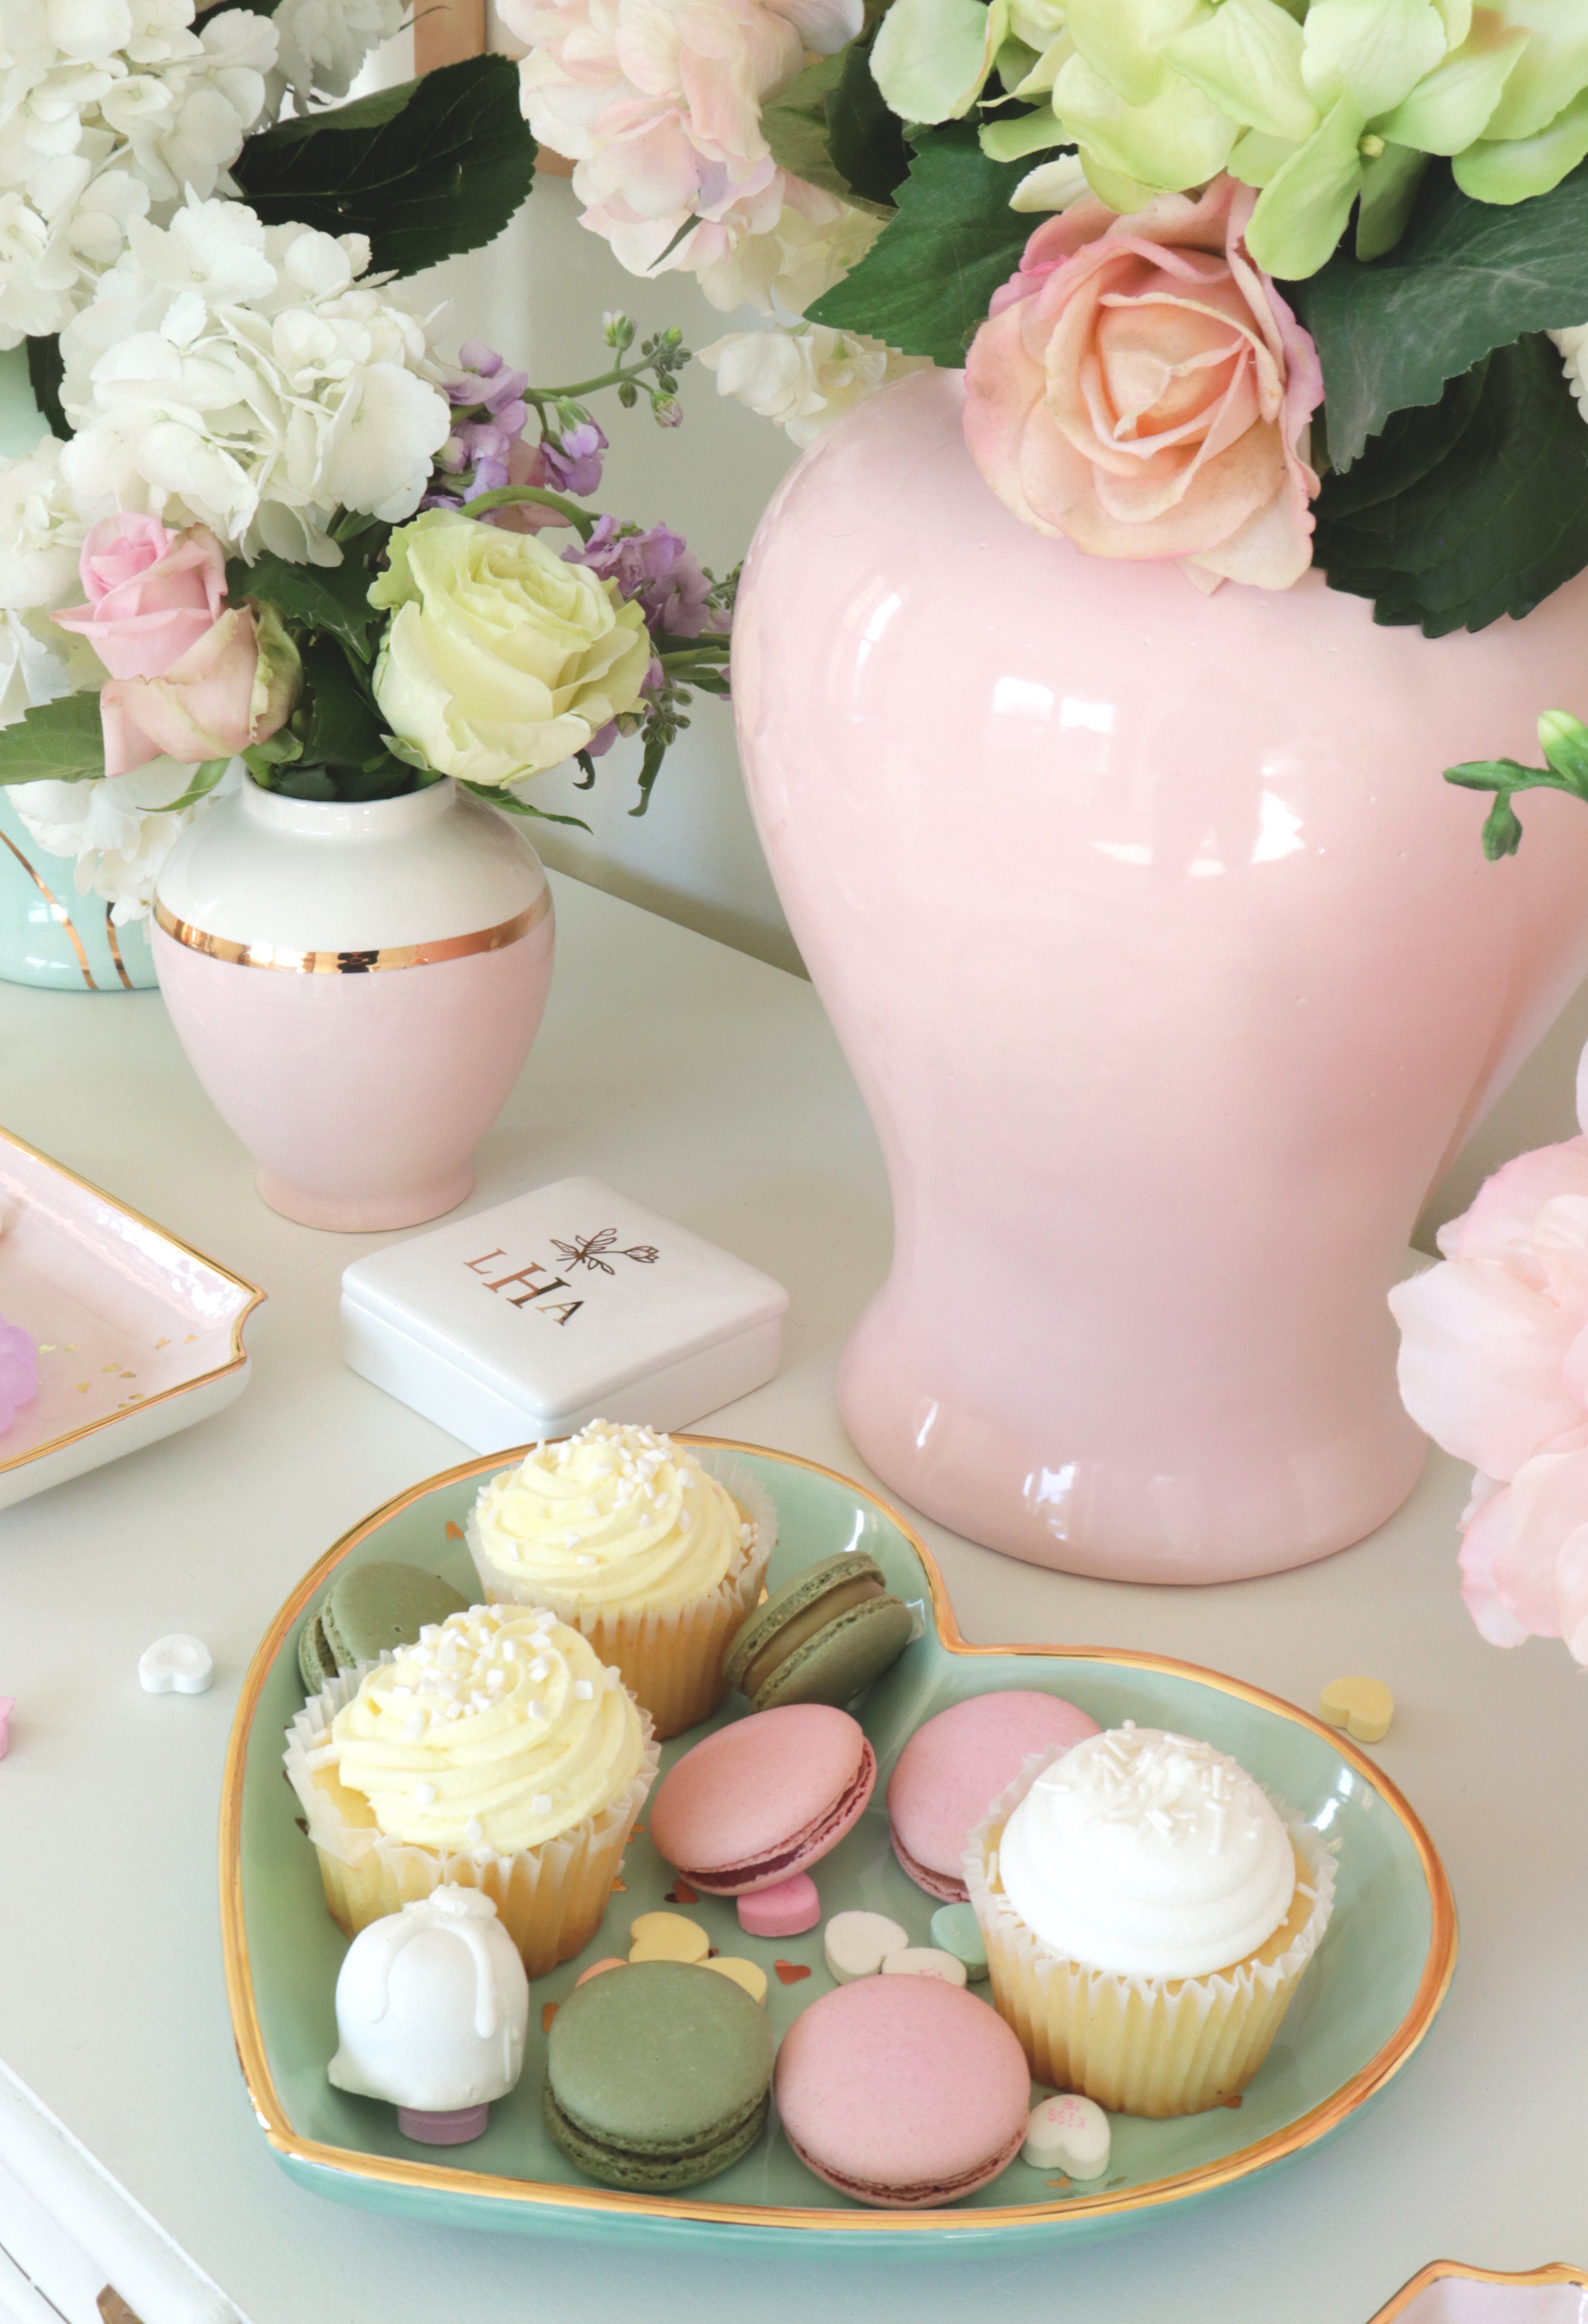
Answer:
top-left (340, 1176), bottom-right (789, 1451)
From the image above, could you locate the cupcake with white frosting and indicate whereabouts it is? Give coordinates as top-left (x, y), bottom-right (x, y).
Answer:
top-left (285, 1603), bottom-right (658, 1977)
top-left (466, 1422), bottom-right (774, 1737)
top-left (966, 1724), bottom-right (1336, 2117)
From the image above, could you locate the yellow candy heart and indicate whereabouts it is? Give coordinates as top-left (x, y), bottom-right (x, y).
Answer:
top-left (1319, 1676), bottom-right (1394, 1744)
top-left (701, 1955), bottom-right (768, 2005)
top-left (627, 1910), bottom-right (710, 1964)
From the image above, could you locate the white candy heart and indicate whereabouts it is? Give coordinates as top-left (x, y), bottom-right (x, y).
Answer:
top-left (879, 1946), bottom-right (967, 1987)
top-left (1023, 2092), bottom-right (1110, 2178)
top-left (822, 1909), bottom-right (909, 1983)
top-left (139, 1634), bottom-right (213, 1696)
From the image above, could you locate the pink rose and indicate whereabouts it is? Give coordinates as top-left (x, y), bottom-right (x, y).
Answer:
top-left (52, 516), bottom-right (228, 680)
top-left (963, 177), bottom-right (1323, 592)
top-left (100, 601), bottom-right (302, 779)
top-left (484, 438), bottom-right (574, 535)
top-left (1388, 1080), bottom-right (1588, 1663)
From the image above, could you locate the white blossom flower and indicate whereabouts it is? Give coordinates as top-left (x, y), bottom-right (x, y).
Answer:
top-left (0, 0), bottom-right (277, 347)
top-left (59, 197), bottom-right (453, 565)
top-left (0, 606), bottom-right (73, 728)
top-left (0, 435), bottom-right (95, 610)
top-left (700, 323), bottom-right (925, 448)
top-left (505, 0), bottom-right (862, 289)
top-left (267, 0), bottom-right (405, 112)
top-left (694, 192), bottom-right (880, 317)
top-left (1551, 326), bottom-right (1588, 426)
top-left (10, 754), bottom-right (240, 922)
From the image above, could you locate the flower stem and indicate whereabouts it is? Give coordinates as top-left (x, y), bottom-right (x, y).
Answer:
top-left (457, 485), bottom-right (597, 537)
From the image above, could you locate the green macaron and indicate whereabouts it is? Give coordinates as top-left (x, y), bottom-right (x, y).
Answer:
top-left (297, 1560), bottom-right (469, 1694)
top-left (543, 1959), bottom-right (775, 2191)
top-left (723, 1550), bottom-right (915, 1712)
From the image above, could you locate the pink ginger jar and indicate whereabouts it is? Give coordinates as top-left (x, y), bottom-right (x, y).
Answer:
top-left (732, 369), bottom-right (1588, 1583)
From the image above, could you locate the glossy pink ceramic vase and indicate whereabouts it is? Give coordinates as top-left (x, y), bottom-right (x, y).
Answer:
top-left (734, 369), bottom-right (1588, 1583)
top-left (153, 779), bottom-right (553, 1232)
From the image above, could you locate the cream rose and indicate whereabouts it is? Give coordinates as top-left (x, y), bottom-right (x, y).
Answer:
top-left (963, 176), bottom-right (1324, 593)
top-left (369, 509), bottom-right (651, 787)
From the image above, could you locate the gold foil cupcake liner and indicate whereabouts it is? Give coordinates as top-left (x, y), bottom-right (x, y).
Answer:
top-left (284, 1666), bottom-right (659, 1980)
top-left (964, 1755), bottom-right (1337, 2119)
top-left (466, 1452), bottom-right (776, 1739)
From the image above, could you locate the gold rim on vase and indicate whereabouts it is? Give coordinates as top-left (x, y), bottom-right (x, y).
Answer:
top-left (1369, 2261), bottom-right (1588, 2320)
top-left (220, 1438), bottom-right (1459, 2234)
top-left (154, 886), bottom-right (550, 974)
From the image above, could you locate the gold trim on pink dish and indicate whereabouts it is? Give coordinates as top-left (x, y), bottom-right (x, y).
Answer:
top-left (1369, 2262), bottom-right (1588, 2320)
top-left (220, 1439), bottom-right (1459, 2236)
top-left (0, 1126), bottom-right (265, 1476)
top-left (154, 887), bottom-right (550, 974)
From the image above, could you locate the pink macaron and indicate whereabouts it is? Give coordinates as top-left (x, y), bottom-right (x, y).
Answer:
top-left (775, 1976), bottom-right (1030, 2207)
top-left (887, 1689), bottom-right (1100, 1901)
top-left (649, 1703), bottom-right (876, 1895)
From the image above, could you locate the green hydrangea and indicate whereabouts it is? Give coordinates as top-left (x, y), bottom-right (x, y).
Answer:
top-left (877, 0), bottom-right (1588, 277)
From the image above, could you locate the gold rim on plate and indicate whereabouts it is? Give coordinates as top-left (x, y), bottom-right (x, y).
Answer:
top-left (1369, 2261), bottom-right (1588, 2319)
top-left (220, 1438), bottom-right (1458, 2234)
top-left (0, 1126), bottom-right (265, 1476)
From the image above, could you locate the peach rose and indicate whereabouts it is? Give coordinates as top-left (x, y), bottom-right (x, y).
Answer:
top-left (963, 176), bottom-right (1323, 592)
top-left (52, 516), bottom-right (228, 680)
top-left (100, 603), bottom-right (302, 779)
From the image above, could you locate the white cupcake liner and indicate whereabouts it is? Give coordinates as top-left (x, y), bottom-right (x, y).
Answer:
top-left (284, 1660), bottom-right (659, 1980)
top-left (465, 1450), bottom-right (776, 1738)
top-left (964, 1748), bottom-right (1338, 2118)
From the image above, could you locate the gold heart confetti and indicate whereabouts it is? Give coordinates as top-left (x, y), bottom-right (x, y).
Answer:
top-left (1319, 1675), bottom-right (1394, 1744)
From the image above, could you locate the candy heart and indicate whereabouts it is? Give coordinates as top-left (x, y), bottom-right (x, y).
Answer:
top-left (1024, 2093), bottom-right (1110, 2178)
top-left (702, 1955), bottom-right (768, 2004)
top-left (1319, 1676), bottom-right (1393, 1744)
top-left (627, 1910), bottom-right (709, 1964)
top-left (823, 1909), bottom-right (909, 1984)
top-left (880, 1946), bottom-right (967, 1987)
top-left (138, 1634), bottom-right (213, 1696)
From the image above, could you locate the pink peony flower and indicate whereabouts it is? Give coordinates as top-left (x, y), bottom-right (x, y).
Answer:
top-left (506, 0), bottom-right (857, 277)
top-left (1389, 1056), bottom-right (1588, 1663)
top-left (51, 516), bottom-right (229, 681)
top-left (963, 177), bottom-right (1324, 594)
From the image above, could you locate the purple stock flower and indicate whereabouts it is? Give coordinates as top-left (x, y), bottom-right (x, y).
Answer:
top-left (567, 513), bottom-right (713, 639)
top-left (541, 421), bottom-right (608, 497)
top-left (447, 340), bottom-right (531, 417)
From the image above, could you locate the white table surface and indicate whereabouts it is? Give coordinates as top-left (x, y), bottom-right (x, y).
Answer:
top-left (1, 870), bottom-right (1584, 2324)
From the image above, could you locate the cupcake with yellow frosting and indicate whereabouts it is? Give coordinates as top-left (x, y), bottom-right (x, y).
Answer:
top-left (466, 1421), bottom-right (774, 1738)
top-left (966, 1724), bottom-right (1336, 2118)
top-left (285, 1601), bottom-right (657, 1976)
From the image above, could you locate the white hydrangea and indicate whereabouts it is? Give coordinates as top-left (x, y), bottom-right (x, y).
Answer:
top-left (1552, 326), bottom-right (1588, 426)
top-left (0, 0), bottom-right (277, 347)
top-left (0, 605), bottom-right (72, 727)
top-left (695, 196), bottom-right (881, 318)
top-left (59, 196), bottom-right (453, 566)
top-left (267, 0), bottom-right (405, 112)
top-left (0, 435), bottom-right (95, 611)
top-left (700, 323), bottom-right (925, 449)
top-left (10, 756), bottom-right (240, 923)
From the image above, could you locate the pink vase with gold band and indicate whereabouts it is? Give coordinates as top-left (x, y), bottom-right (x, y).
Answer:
top-left (732, 368), bottom-right (1588, 1585)
top-left (153, 778), bottom-right (553, 1232)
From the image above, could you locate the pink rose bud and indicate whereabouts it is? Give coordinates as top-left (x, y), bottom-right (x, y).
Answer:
top-left (99, 600), bottom-right (303, 779)
top-left (51, 517), bottom-right (230, 680)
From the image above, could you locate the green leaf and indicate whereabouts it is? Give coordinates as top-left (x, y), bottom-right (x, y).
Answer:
top-left (232, 57), bottom-right (536, 280)
top-left (156, 758), bottom-right (234, 813)
top-left (807, 124), bottom-right (1035, 363)
top-left (229, 551), bottom-right (383, 663)
top-left (463, 780), bottom-right (592, 833)
top-left (286, 640), bottom-right (387, 768)
top-left (629, 720), bottom-right (671, 818)
top-left (1312, 333), bottom-right (1588, 634)
top-left (829, 32), bottom-right (914, 204)
top-left (25, 337), bottom-right (65, 438)
top-left (762, 51), bottom-right (854, 199)
top-left (1287, 156), bottom-right (1588, 468)
top-left (0, 692), bottom-right (103, 787)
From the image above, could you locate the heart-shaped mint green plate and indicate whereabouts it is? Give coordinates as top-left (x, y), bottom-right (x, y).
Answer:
top-left (221, 1439), bottom-right (1455, 2253)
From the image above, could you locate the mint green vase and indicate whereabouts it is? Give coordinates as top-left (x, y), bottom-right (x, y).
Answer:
top-left (0, 345), bottom-right (158, 992)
